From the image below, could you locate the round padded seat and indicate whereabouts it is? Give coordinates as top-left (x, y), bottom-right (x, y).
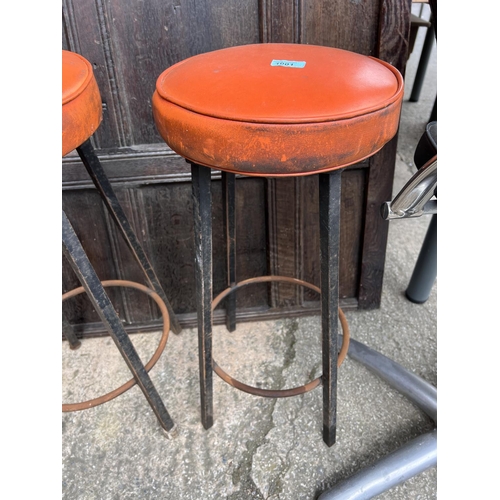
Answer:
top-left (152, 43), bottom-right (404, 176)
top-left (62, 50), bottom-right (102, 157)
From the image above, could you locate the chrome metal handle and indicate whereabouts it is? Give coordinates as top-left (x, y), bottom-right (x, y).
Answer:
top-left (381, 156), bottom-right (437, 220)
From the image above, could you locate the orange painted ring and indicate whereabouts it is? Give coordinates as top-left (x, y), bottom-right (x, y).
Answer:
top-left (62, 280), bottom-right (170, 412)
top-left (211, 275), bottom-right (350, 398)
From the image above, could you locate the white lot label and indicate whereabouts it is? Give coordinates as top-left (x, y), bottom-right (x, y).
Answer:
top-left (270, 60), bottom-right (306, 68)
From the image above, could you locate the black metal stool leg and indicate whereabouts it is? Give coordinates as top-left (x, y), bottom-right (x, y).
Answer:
top-left (62, 210), bottom-right (175, 435)
top-left (62, 314), bottom-right (81, 350)
top-left (409, 16), bottom-right (435, 103)
top-left (429, 96), bottom-right (437, 123)
top-left (191, 163), bottom-right (214, 429)
top-left (76, 139), bottom-right (182, 334)
top-left (319, 170), bottom-right (342, 447)
top-left (222, 171), bottom-right (237, 332)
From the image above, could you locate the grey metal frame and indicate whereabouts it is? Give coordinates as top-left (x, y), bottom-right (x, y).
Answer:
top-left (405, 213), bottom-right (437, 303)
top-left (317, 337), bottom-right (437, 499)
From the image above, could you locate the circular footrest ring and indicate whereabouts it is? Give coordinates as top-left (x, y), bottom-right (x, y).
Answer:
top-left (211, 275), bottom-right (350, 398)
top-left (62, 280), bottom-right (170, 412)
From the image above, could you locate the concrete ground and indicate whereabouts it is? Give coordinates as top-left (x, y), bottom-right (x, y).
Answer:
top-left (62, 11), bottom-right (437, 500)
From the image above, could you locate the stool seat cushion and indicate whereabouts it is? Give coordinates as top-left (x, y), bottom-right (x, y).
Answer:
top-left (62, 50), bottom-right (102, 157)
top-left (152, 43), bottom-right (403, 176)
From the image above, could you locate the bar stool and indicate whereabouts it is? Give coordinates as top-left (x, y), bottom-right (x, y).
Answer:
top-left (152, 43), bottom-right (404, 446)
top-left (62, 49), bottom-right (177, 435)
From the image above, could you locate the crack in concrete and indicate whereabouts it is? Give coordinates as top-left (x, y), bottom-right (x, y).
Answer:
top-left (308, 360), bottom-right (322, 383)
top-left (227, 318), bottom-right (300, 499)
top-left (227, 399), bottom-right (276, 499)
top-left (275, 369), bottom-right (312, 498)
top-left (275, 399), bottom-right (305, 498)
top-left (281, 318), bottom-right (298, 373)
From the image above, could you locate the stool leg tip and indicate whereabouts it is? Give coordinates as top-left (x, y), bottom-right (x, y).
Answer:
top-left (171, 323), bottom-right (183, 335)
top-left (202, 415), bottom-right (214, 430)
top-left (323, 426), bottom-right (336, 447)
top-left (405, 291), bottom-right (428, 304)
top-left (161, 424), bottom-right (179, 439)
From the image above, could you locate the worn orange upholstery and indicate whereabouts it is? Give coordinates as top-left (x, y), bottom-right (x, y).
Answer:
top-left (152, 43), bottom-right (404, 176)
top-left (62, 50), bottom-right (102, 157)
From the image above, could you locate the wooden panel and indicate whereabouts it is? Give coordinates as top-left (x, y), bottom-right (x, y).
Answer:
top-left (63, 0), bottom-right (260, 149)
top-left (378, 0), bottom-right (412, 69)
top-left (302, 0), bottom-right (379, 53)
top-left (260, 0), bottom-right (301, 43)
top-left (266, 178), bottom-right (304, 307)
top-left (339, 168), bottom-right (367, 299)
top-left (261, 0), bottom-right (391, 310)
top-left (268, 165), bottom-right (367, 307)
top-left (62, 173), bottom-right (269, 329)
top-left (232, 178), bottom-right (269, 308)
top-left (358, 0), bottom-right (412, 308)
top-left (103, 0), bottom-right (260, 146)
top-left (62, 189), bottom-right (126, 325)
top-left (62, 0), bottom-right (412, 336)
top-left (63, 0), bottom-right (127, 149)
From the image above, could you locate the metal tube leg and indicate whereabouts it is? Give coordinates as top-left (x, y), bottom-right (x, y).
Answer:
top-left (191, 163), bottom-right (214, 429)
top-left (317, 430), bottom-right (437, 500)
top-left (317, 338), bottom-right (437, 499)
top-left (346, 337), bottom-right (437, 423)
top-left (406, 214), bottom-right (437, 304)
top-left (319, 171), bottom-right (342, 447)
top-left (409, 18), bottom-right (436, 103)
top-left (76, 140), bottom-right (182, 334)
top-left (62, 210), bottom-right (175, 434)
top-left (62, 314), bottom-right (81, 350)
top-left (429, 96), bottom-right (437, 123)
top-left (222, 171), bottom-right (237, 332)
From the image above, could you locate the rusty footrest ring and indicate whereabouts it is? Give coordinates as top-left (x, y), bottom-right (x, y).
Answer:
top-left (62, 280), bottom-right (170, 412)
top-left (211, 275), bottom-right (350, 398)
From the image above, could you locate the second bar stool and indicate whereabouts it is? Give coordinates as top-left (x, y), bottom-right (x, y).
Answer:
top-left (152, 43), bottom-right (403, 446)
top-left (62, 49), bottom-right (178, 435)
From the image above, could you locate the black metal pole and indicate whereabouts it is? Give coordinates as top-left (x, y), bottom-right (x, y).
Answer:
top-left (406, 214), bottom-right (437, 304)
top-left (429, 97), bottom-right (437, 123)
top-left (62, 210), bottom-right (175, 434)
top-left (76, 140), bottom-right (182, 334)
top-left (319, 170), bottom-right (342, 447)
top-left (409, 17), bottom-right (435, 103)
top-left (191, 163), bottom-right (214, 429)
top-left (222, 171), bottom-right (237, 332)
top-left (62, 314), bottom-right (81, 350)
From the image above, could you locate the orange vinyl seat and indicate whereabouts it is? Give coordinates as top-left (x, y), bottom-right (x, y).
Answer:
top-left (62, 50), bottom-right (102, 157)
top-left (151, 43), bottom-right (404, 447)
top-left (152, 43), bottom-right (403, 176)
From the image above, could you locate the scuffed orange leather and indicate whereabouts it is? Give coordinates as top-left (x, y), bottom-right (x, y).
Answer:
top-left (152, 43), bottom-right (404, 176)
top-left (62, 50), bottom-right (102, 157)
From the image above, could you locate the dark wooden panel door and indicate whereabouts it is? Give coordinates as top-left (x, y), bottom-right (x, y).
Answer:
top-left (62, 0), bottom-right (412, 336)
